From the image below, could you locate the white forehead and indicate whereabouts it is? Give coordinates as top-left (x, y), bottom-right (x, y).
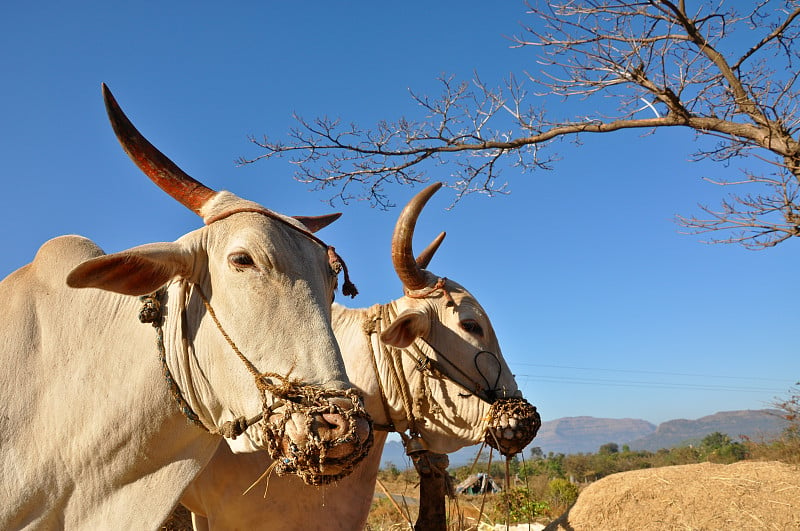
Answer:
top-left (199, 190), bottom-right (308, 232)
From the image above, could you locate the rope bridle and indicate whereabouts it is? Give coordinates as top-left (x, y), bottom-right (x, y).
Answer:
top-left (402, 278), bottom-right (507, 404)
top-left (364, 278), bottom-right (507, 453)
top-left (204, 206), bottom-right (358, 297)
top-left (135, 206), bottom-right (377, 485)
top-left (138, 208), bottom-right (359, 439)
top-left (363, 277), bottom-right (542, 530)
top-left (140, 279), bottom-right (374, 485)
top-left (365, 277), bottom-right (540, 456)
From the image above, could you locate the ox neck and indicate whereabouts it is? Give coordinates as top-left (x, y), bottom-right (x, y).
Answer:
top-left (140, 283), bottom-right (215, 432)
top-left (365, 301), bottom-right (454, 462)
top-left (364, 302), bottom-right (418, 437)
top-left (140, 282), bottom-right (264, 440)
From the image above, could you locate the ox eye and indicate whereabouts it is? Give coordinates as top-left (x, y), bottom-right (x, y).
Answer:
top-left (460, 319), bottom-right (484, 337)
top-left (228, 252), bottom-right (255, 269)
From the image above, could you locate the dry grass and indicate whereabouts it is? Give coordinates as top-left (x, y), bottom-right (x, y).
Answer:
top-left (546, 460), bottom-right (800, 531)
top-left (366, 475), bottom-right (553, 530)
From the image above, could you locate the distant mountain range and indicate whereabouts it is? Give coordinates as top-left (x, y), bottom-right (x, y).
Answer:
top-left (379, 409), bottom-right (789, 469)
top-left (626, 409), bottom-right (788, 451)
top-left (533, 415), bottom-right (655, 455)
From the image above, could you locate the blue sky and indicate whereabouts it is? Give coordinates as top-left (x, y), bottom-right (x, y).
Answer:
top-left (2, 1), bottom-right (796, 427)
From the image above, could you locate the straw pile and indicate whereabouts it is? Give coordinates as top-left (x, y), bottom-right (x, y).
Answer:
top-left (546, 460), bottom-right (800, 530)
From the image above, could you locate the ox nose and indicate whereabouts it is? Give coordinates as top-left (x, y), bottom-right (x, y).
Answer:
top-left (316, 396), bottom-right (371, 448)
top-left (334, 397), bottom-right (371, 445)
top-left (262, 385), bottom-right (373, 485)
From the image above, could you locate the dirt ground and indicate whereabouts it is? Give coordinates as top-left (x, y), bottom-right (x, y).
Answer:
top-left (545, 460), bottom-right (800, 531)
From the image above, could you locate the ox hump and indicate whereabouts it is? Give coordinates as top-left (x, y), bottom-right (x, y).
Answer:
top-left (31, 235), bottom-right (105, 285)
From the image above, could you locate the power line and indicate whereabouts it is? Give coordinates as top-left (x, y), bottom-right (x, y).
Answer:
top-left (512, 362), bottom-right (793, 383)
top-left (514, 373), bottom-right (786, 393)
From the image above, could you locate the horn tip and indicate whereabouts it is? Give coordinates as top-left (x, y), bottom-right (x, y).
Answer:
top-left (420, 182), bottom-right (443, 202)
top-left (423, 182), bottom-right (444, 195)
top-left (101, 83), bottom-right (121, 121)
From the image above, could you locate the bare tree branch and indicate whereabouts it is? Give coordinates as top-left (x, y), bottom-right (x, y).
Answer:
top-left (241, 0), bottom-right (800, 248)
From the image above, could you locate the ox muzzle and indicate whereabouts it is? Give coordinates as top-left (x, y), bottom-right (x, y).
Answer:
top-left (258, 380), bottom-right (373, 486)
top-left (484, 396), bottom-right (541, 457)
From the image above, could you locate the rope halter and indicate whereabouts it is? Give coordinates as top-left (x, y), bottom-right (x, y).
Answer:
top-left (139, 284), bottom-right (373, 486)
top-left (367, 278), bottom-right (541, 458)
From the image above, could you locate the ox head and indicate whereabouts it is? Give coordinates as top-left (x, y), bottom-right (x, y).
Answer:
top-left (378, 183), bottom-right (539, 455)
top-left (65, 85), bottom-right (371, 484)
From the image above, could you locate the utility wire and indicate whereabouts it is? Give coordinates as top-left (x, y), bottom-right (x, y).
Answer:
top-left (514, 373), bottom-right (786, 393)
top-left (512, 362), bottom-right (791, 382)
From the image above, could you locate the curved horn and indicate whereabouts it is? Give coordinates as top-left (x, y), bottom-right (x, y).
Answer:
top-left (391, 182), bottom-right (443, 290)
top-left (102, 83), bottom-right (216, 215)
top-left (416, 231), bottom-right (446, 269)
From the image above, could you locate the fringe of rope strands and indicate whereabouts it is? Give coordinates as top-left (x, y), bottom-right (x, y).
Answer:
top-left (327, 246), bottom-right (358, 297)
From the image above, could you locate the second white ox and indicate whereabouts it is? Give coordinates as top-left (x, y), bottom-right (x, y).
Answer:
top-left (0, 85), bottom-right (371, 529)
top-left (181, 183), bottom-right (540, 530)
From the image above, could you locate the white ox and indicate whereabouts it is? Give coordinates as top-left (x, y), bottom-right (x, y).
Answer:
top-left (181, 183), bottom-right (540, 530)
top-left (0, 85), bottom-right (371, 529)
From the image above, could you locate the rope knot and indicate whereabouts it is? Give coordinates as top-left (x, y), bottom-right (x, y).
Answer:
top-left (405, 277), bottom-right (454, 306)
top-left (138, 290), bottom-right (164, 326)
top-left (217, 416), bottom-right (250, 439)
top-left (363, 308), bottom-right (382, 336)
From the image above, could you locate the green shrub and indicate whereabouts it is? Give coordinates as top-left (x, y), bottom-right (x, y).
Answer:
top-left (547, 478), bottom-right (579, 508)
top-left (489, 487), bottom-right (550, 523)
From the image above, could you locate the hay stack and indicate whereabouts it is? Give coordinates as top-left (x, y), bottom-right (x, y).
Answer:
top-left (546, 460), bottom-right (800, 530)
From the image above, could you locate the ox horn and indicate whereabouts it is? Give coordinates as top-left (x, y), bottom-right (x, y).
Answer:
top-left (293, 213), bottom-right (342, 233)
top-left (391, 182), bottom-right (443, 290)
top-left (416, 231), bottom-right (446, 270)
top-left (102, 83), bottom-right (216, 215)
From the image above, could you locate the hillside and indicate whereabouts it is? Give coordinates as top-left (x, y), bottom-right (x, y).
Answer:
top-left (626, 409), bottom-right (787, 451)
top-left (378, 409), bottom-right (789, 468)
top-left (532, 416), bottom-right (656, 455)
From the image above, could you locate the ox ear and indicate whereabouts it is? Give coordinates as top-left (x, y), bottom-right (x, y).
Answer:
top-left (66, 242), bottom-right (192, 296)
top-left (293, 213), bottom-right (342, 233)
top-left (380, 309), bottom-right (431, 348)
